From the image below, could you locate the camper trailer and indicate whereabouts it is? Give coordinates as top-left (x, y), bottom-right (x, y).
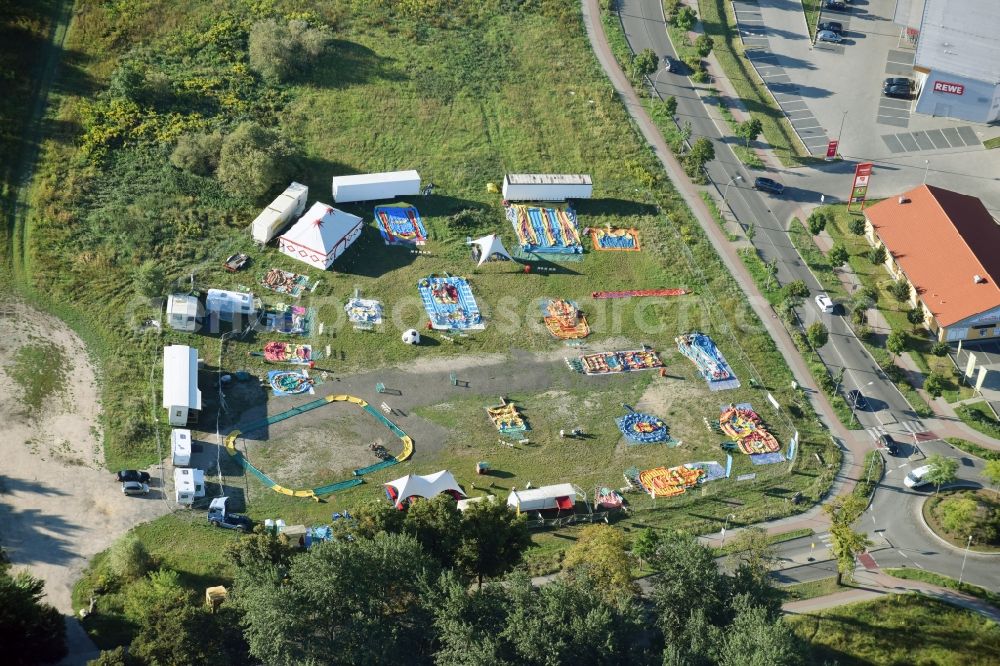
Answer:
top-left (163, 345), bottom-right (202, 427)
top-left (205, 289), bottom-right (256, 323)
top-left (166, 294), bottom-right (200, 332)
top-left (171, 428), bottom-right (192, 466)
top-left (331, 170), bottom-right (421, 203)
top-left (251, 182), bottom-right (309, 245)
top-left (174, 467), bottom-right (206, 505)
top-left (501, 174), bottom-right (593, 201)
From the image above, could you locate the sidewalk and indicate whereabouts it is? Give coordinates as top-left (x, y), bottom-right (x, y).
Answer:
top-left (583, 0), bottom-right (871, 546)
top-left (783, 568), bottom-right (1000, 621)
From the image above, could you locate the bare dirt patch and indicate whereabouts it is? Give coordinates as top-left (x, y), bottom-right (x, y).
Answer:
top-left (0, 300), bottom-right (170, 613)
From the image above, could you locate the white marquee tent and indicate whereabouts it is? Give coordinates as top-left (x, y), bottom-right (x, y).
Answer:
top-left (385, 470), bottom-right (465, 508)
top-left (471, 234), bottom-right (512, 266)
top-left (278, 202), bottom-right (363, 270)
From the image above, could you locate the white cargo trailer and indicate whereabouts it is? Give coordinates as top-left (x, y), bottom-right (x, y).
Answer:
top-left (501, 174), bottom-right (593, 201)
top-left (171, 428), bottom-right (192, 466)
top-left (331, 170), bottom-right (421, 203)
top-left (251, 182), bottom-right (309, 244)
top-left (163, 345), bottom-right (202, 427)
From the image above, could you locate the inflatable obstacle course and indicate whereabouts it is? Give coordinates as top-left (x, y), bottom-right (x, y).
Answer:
top-left (506, 203), bottom-right (582, 254)
top-left (676, 332), bottom-right (740, 391)
top-left (374, 205), bottom-right (427, 246)
top-left (590, 226), bottom-right (640, 251)
top-left (542, 298), bottom-right (590, 339)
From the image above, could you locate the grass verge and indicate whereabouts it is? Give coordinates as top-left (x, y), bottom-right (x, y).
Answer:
top-left (956, 402), bottom-right (1000, 440)
top-left (779, 575), bottom-right (841, 602)
top-left (788, 595), bottom-right (1000, 664)
top-left (983, 136), bottom-right (1000, 150)
top-left (885, 568), bottom-right (1000, 609)
top-left (944, 437), bottom-right (1000, 461)
top-left (922, 489), bottom-right (1000, 553)
top-left (801, 1), bottom-right (822, 40)
top-left (712, 527), bottom-right (814, 557)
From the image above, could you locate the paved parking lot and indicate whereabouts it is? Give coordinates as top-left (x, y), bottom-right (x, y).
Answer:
top-left (952, 339), bottom-right (1000, 416)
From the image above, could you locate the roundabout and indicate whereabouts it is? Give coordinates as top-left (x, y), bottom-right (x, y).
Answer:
top-left (224, 394), bottom-right (413, 501)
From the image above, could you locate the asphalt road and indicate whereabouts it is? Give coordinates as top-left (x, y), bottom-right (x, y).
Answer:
top-left (616, 0), bottom-right (997, 590)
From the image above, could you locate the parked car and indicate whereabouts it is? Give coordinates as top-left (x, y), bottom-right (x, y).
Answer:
top-left (818, 21), bottom-right (843, 34)
top-left (884, 77), bottom-right (915, 90)
top-left (877, 434), bottom-right (899, 455)
top-left (815, 293), bottom-right (835, 314)
top-left (824, 1), bottom-right (849, 11)
top-left (904, 464), bottom-right (933, 489)
top-left (122, 481), bottom-right (149, 496)
top-left (847, 390), bottom-right (869, 411)
top-left (817, 30), bottom-right (843, 43)
top-left (883, 84), bottom-right (913, 99)
top-left (753, 177), bottom-right (785, 195)
top-left (116, 469), bottom-right (150, 483)
top-left (210, 513), bottom-right (254, 532)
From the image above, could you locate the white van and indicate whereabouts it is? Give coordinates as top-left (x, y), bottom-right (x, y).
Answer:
top-left (815, 294), bottom-right (835, 314)
top-left (904, 464), bottom-right (933, 489)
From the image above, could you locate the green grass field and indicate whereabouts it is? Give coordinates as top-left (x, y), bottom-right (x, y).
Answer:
top-left (14, 1), bottom-right (845, 627)
top-left (884, 568), bottom-right (1000, 608)
top-left (788, 595), bottom-right (1000, 665)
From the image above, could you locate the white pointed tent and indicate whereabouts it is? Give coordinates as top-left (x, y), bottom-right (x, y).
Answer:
top-left (472, 234), bottom-right (512, 266)
top-left (277, 201), bottom-right (363, 270)
top-left (385, 470), bottom-right (466, 508)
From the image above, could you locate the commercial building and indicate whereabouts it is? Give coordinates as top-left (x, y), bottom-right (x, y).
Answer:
top-left (863, 185), bottom-right (1000, 342)
top-left (908, 0), bottom-right (1000, 123)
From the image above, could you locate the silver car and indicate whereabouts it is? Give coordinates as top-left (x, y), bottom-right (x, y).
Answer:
top-left (122, 481), bottom-right (149, 495)
top-left (817, 30), bottom-right (843, 44)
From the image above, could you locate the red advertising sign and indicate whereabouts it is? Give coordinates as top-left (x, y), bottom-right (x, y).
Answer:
top-left (825, 140), bottom-right (839, 160)
top-left (932, 80), bottom-right (965, 95)
top-left (847, 162), bottom-right (874, 212)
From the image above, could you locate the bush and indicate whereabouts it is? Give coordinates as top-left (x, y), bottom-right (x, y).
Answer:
top-left (170, 132), bottom-right (223, 176)
top-left (932, 342), bottom-right (950, 357)
top-left (807, 322), bottom-right (829, 349)
top-left (807, 211), bottom-right (827, 235)
top-left (783, 280), bottom-right (809, 299)
top-left (828, 244), bottom-right (849, 267)
top-left (858, 326), bottom-right (874, 342)
top-left (695, 34), bottom-right (714, 57)
top-left (851, 308), bottom-right (867, 326)
top-left (633, 48), bottom-right (658, 77)
top-left (938, 496), bottom-right (979, 534)
top-left (888, 279), bottom-right (911, 303)
top-left (108, 532), bottom-right (151, 583)
top-left (886, 330), bottom-right (907, 356)
top-left (217, 122), bottom-right (291, 198)
top-left (134, 260), bottom-right (166, 298)
top-left (849, 217), bottom-right (866, 235)
top-left (674, 6), bottom-right (696, 31)
top-left (856, 285), bottom-right (879, 307)
top-left (868, 245), bottom-right (887, 265)
top-left (663, 95), bottom-right (678, 118)
top-left (924, 372), bottom-right (948, 398)
top-left (882, 364), bottom-right (904, 382)
top-left (249, 19), bottom-right (331, 83)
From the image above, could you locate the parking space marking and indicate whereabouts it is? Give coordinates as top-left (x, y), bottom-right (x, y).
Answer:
top-left (814, 43), bottom-right (844, 55)
top-left (911, 131), bottom-right (934, 151)
top-left (924, 129), bottom-right (950, 149)
top-left (941, 127), bottom-right (963, 147)
top-left (880, 98), bottom-right (911, 110)
top-left (897, 134), bottom-right (920, 151)
top-left (877, 117), bottom-right (909, 128)
top-left (886, 50), bottom-right (914, 63)
top-left (881, 134), bottom-right (906, 152)
top-left (884, 63), bottom-right (912, 76)
top-left (877, 107), bottom-right (909, 119)
top-left (956, 125), bottom-right (981, 146)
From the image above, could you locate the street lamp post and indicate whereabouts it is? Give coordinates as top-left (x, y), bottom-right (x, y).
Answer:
top-left (724, 174), bottom-right (743, 217)
top-left (959, 535), bottom-right (972, 584)
top-left (720, 513), bottom-right (737, 545)
top-left (837, 110), bottom-right (848, 155)
top-left (923, 159), bottom-right (930, 184)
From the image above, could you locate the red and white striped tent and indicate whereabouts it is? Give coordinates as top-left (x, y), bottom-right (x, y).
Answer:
top-left (277, 201), bottom-right (362, 270)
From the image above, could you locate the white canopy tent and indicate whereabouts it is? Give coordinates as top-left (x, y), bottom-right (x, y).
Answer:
top-left (507, 483), bottom-right (584, 513)
top-left (278, 202), bottom-right (363, 270)
top-left (385, 470), bottom-right (465, 508)
top-left (471, 234), bottom-right (512, 266)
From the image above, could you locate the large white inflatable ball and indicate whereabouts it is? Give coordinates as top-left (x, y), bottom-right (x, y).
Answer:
top-left (402, 329), bottom-right (421, 345)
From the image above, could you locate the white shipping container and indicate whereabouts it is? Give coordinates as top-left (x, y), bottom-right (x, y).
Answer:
top-left (502, 173), bottom-right (593, 201)
top-left (331, 170), bottom-right (421, 203)
top-left (252, 182), bottom-right (309, 244)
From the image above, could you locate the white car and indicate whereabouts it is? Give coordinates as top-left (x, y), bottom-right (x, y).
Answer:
top-left (815, 294), bottom-right (835, 314)
top-left (904, 465), bottom-right (933, 489)
top-left (817, 30), bottom-right (843, 43)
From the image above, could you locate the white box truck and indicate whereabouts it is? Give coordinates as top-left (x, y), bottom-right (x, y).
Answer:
top-left (251, 182), bottom-right (309, 245)
top-left (331, 170), bottom-right (421, 203)
top-left (502, 174), bottom-right (593, 201)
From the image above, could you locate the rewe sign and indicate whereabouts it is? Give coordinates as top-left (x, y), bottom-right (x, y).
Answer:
top-left (933, 80), bottom-right (965, 95)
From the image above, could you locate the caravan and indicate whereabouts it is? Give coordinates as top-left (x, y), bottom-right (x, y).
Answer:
top-left (251, 182), bottom-right (309, 245)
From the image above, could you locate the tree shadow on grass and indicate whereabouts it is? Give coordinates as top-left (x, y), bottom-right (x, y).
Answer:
top-left (574, 198), bottom-right (659, 219)
top-left (304, 39), bottom-right (406, 89)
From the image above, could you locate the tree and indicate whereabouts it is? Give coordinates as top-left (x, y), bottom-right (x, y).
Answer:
top-left (123, 568), bottom-right (190, 623)
top-left (234, 532), bottom-right (438, 665)
top-left (783, 279), bottom-right (809, 299)
top-left (632, 527), bottom-right (661, 569)
top-left (868, 245), bottom-right (887, 265)
top-left (886, 330), bottom-right (907, 357)
top-left (107, 531), bottom-right (151, 582)
top-left (907, 307), bottom-right (925, 331)
top-left (89, 647), bottom-right (137, 666)
top-left (939, 496), bottom-right (979, 534)
top-left (828, 244), bottom-right (849, 268)
top-left (131, 602), bottom-right (247, 666)
top-left (674, 6), bottom-right (697, 31)
top-left (718, 596), bottom-right (802, 666)
top-left (133, 260), bottom-right (167, 298)
top-left (456, 499), bottom-right (530, 588)
top-left (170, 131), bottom-right (223, 176)
top-left (217, 122), bottom-right (291, 198)
top-left (925, 454), bottom-right (959, 494)
top-left (633, 48), bottom-right (658, 77)
top-left (888, 278), bottom-right (911, 303)
top-left (249, 19), bottom-right (330, 83)
top-left (663, 95), bottom-right (678, 118)
top-left (650, 532), bottom-right (727, 644)
top-left (685, 137), bottom-right (715, 177)
top-left (403, 494), bottom-right (463, 568)
top-left (562, 524), bottom-right (638, 601)
top-left (726, 527), bottom-right (782, 618)
top-left (225, 529), bottom-right (296, 569)
top-left (824, 495), bottom-right (871, 584)
top-left (107, 59), bottom-right (147, 101)
top-left (984, 459), bottom-right (1000, 490)
top-left (849, 217), bottom-right (866, 235)
top-left (923, 372), bottom-right (947, 398)
top-left (807, 322), bottom-right (829, 349)
top-left (0, 550), bottom-right (67, 665)
top-left (807, 211), bottom-right (827, 235)
top-left (348, 498), bottom-right (405, 539)
top-left (695, 34), bottom-right (714, 57)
